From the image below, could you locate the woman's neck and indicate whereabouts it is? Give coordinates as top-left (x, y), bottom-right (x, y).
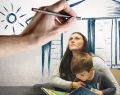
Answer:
top-left (72, 50), bottom-right (80, 57)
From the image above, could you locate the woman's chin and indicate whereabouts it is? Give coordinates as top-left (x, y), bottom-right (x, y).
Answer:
top-left (70, 48), bottom-right (80, 51)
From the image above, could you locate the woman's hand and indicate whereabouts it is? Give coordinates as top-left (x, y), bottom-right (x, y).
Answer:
top-left (91, 88), bottom-right (103, 95)
top-left (71, 81), bottom-right (85, 89)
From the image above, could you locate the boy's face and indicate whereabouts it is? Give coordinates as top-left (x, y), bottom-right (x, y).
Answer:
top-left (76, 71), bottom-right (91, 81)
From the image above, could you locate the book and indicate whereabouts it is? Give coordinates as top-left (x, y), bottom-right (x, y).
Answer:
top-left (41, 87), bottom-right (69, 95)
top-left (41, 87), bottom-right (98, 95)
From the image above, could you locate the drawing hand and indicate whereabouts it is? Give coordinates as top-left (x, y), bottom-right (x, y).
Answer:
top-left (22, 0), bottom-right (76, 46)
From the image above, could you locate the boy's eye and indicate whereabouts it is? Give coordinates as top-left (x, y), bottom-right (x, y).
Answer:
top-left (80, 74), bottom-right (84, 76)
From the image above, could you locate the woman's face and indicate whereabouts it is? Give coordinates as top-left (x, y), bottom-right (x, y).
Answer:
top-left (68, 33), bottom-right (84, 51)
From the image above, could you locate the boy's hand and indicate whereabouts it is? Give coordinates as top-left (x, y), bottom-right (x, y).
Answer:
top-left (72, 81), bottom-right (85, 89)
top-left (91, 88), bottom-right (103, 95)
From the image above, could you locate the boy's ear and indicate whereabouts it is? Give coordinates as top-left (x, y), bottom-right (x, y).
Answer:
top-left (75, 74), bottom-right (80, 79)
top-left (90, 67), bottom-right (94, 71)
top-left (76, 73), bottom-right (80, 79)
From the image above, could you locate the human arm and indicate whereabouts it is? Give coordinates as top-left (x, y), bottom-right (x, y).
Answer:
top-left (50, 63), bottom-right (84, 90)
top-left (91, 88), bottom-right (116, 95)
top-left (0, 35), bottom-right (33, 58)
top-left (91, 72), bottom-right (116, 95)
top-left (100, 72), bottom-right (116, 95)
top-left (72, 81), bottom-right (85, 89)
top-left (50, 63), bottom-right (72, 89)
top-left (0, 0), bottom-right (76, 58)
top-left (91, 86), bottom-right (116, 95)
top-left (93, 56), bottom-right (119, 95)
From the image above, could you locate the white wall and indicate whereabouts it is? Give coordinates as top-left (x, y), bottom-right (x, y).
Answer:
top-left (0, 0), bottom-right (58, 86)
top-left (0, 0), bottom-right (71, 86)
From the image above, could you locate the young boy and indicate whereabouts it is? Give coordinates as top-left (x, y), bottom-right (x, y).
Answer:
top-left (71, 53), bottom-right (116, 95)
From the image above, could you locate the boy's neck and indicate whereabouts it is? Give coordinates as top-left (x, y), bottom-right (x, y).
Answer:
top-left (88, 70), bottom-right (95, 80)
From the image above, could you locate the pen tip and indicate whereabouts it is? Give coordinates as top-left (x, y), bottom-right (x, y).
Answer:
top-left (31, 8), bottom-right (34, 11)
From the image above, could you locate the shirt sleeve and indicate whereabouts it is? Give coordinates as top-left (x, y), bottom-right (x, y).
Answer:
top-left (100, 72), bottom-right (116, 95)
top-left (93, 56), bottom-right (120, 95)
top-left (103, 88), bottom-right (116, 95)
top-left (49, 63), bottom-right (72, 89)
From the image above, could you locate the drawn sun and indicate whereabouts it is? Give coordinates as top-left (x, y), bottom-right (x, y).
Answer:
top-left (0, 3), bottom-right (27, 34)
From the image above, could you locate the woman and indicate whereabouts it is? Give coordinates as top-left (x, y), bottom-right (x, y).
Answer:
top-left (50, 32), bottom-right (120, 95)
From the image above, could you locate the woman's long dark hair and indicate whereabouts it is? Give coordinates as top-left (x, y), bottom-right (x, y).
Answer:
top-left (59, 32), bottom-right (89, 80)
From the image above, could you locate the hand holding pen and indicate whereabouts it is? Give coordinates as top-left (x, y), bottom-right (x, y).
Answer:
top-left (22, 0), bottom-right (77, 46)
top-left (31, 8), bottom-right (81, 20)
top-left (31, 0), bottom-right (78, 24)
top-left (0, 0), bottom-right (77, 58)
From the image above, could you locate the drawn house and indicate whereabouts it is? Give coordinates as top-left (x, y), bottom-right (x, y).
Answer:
top-left (0, 0), bottom-right (120, 86)
top-left (41, 0), bottom-right (120, 77)
top-left (68, 0), bottom-right (120, 69)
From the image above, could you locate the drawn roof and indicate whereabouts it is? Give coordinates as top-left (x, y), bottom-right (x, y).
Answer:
top-left (69, 0), bottom-right (120, 19)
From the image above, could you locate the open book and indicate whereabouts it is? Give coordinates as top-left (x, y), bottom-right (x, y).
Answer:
top-left (41, 87), bottom-right (97, 95)
top-left (41, 87), bottom-right (68, 95)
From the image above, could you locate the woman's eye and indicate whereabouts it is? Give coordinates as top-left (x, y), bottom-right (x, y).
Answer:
top-left (69, 38), bottom-right (72, 40)
top-left (75, 37), bottom-right (80, 40)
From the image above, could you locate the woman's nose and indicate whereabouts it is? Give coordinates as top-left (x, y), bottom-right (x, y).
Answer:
top-left (71, 39), bottom-right (75, 42)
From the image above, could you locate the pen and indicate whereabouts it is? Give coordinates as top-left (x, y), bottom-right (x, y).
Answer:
top-left (31, 8), bottom-right (81, 20)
